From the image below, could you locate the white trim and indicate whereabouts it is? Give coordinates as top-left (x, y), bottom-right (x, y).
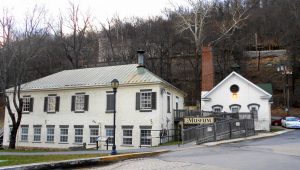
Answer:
top-left (202, 71), bottom-right (272, 98)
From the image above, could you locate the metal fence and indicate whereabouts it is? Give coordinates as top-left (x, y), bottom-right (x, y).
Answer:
top-left (139, 129), bottom-right (181, 148)
top-left (182, 113), bottom-right (255, 144)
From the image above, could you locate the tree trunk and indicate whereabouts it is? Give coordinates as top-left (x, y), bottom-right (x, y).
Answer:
top-left (8, 125), bottom-right (19, 149)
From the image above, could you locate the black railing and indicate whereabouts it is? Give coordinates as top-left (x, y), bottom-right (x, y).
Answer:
top-left (139, 129), bottom-right (181, 148)
top-left (181, 112), bottom-right (256, 144)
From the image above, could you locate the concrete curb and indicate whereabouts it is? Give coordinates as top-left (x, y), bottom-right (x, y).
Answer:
top-left (202, 129), bottom-right (293, 147)
top-left (0, 150), bottom-right (169, 170)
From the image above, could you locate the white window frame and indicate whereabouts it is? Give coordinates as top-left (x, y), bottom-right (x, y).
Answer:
top-left (33, 127), bottom-right (41, 142)
top-left (47, 96), bottom-right (56, 112)
top-left (106, 128), bottom-right (114, 145)
top-left (140, 91), bottom-right (152, 110)
top-left (140, 129), bottom-right (151, 146)
top-left (229, 104), bottom-right (241, 113)
top-left (8, 126), bottom-right (12, 141)
top-left (75, 94), bottom-right (85, 112)
top-left (212, 105), bottom-right (223, 112)
top-left (74, 128), bottom-right (83, 143)
top-left (21, 127), bottom-right (29, 141)
top-left (231, 107), bottom-right (239, 113)
top-left (167, 94), bottom-right (171, 113)
top-left (248, 104), bottom-right (260, 121)
top-left (22, 97), bottom-right (31, 112)
top-left (122, 129), bottom-right (133, 145)
top-left (60, 128), bottom-right (68, 143)
top-left (47, 127), bottom-right (55, 142)
top-left (89, 128), bottom-right (99, 144)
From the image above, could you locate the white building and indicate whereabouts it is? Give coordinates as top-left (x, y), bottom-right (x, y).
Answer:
top-left (201, 71), bottom-right (272, 131)
top-left (3, 63), bottom-right (185, 150)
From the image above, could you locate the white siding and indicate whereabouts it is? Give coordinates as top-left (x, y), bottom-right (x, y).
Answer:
top-left (202, 74), bottom-right (271, 131)
top-left (3, 84), bottom-right (184, 149)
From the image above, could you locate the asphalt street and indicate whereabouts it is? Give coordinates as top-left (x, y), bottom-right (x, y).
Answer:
top-left (84, 130), bottom-right (300, 170)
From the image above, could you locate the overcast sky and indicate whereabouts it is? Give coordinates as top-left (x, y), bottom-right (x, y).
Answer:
top-left (0, 0), bottom-right (187, 23)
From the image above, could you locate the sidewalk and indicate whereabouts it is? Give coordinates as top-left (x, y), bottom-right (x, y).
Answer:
top-left (0, 129), bottom-right (293, 170)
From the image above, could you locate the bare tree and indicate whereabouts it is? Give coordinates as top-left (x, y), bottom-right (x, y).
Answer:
top-left (170, 0), bottom-right (249, 106)
top-left (0, 6), bottom-right (48, 149)
top-left (50, 1), bottom-right (94, 69)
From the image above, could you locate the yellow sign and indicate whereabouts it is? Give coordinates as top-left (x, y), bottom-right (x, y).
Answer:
top-left (184, 117), bottom-right (214, 124)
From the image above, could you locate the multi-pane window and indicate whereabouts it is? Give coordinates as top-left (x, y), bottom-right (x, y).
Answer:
top-left (47, 127), bottom-right (55, 142)
top-left (230, 104), bottom-right (241, 113)
top-left (140, 130), bottom-right (151, 146)
top-left (123, 129), bottom-right (133, 145)
top-left (106, 128), bottom-right (114, 144)
top-left (251, 107), bottom-right (258, 121)
top-left (60, 127), bottom-right (68, 143)
top-left (140, 91), bottom-right (151, 110)
top-left (90, 128), bottom-right (99, 143)
top-left (212, 105), bottom-right (223, 113)
top-left (22, 97), bottom-right (31, 112)
top-left (74, 128), bottom-right (83, 143)
top-left (75, 94), bottom-right (85, 111)
top-left (21, 126), bottom-right (29, 141)
top-left (8, 126), bottom-right (12, 141)
top-left (47, 96), bottom-right (56, 112)
top-left (33, 126), bottom-right (41, 142)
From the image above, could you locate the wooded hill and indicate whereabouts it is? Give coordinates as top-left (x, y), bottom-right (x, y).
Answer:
top-left (1, 0), bottom-right (299, 109)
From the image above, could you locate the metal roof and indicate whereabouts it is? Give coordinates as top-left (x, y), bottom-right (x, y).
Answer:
top-left (18, 64), bottom-right (183, 93)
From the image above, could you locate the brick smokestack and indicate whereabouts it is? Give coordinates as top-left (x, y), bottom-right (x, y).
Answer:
top-left (201, 46), bottom-right (214, 91)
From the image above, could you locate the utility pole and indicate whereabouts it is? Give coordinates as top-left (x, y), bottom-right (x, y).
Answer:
top-left (255, 33), bottom-right (261, 71)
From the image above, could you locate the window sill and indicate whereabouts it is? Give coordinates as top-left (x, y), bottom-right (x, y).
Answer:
top-left (105, 110), bottom-right (114, 113)
top-left (19, 141), bottom-right (28, 143)
top-left (121, 144), bottom-right (134, 147)
top-left (32, 141), bottom-right (41, 143)
top-left (74, 111), bottom-right (85, 113)
top-left (47, 112), bottom-right (56, 114)
top-left (45, 142), bottom-right (55, 143)
top-left (58, 142), bottom-right (69, 144)
top-left (22, 112), bottom-right (30, 114)
top-left (140, 110), bottom-right (152, 112)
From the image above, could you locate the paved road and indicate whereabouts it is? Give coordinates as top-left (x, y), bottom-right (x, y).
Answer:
top-left (84, 130), bottom-right (300, 170)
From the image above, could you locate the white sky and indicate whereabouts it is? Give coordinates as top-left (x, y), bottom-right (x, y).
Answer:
top-left (0, 0), bottom-right (186, 24)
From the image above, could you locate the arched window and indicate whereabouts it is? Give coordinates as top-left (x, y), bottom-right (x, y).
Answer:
top-left (229, 104), bottom-right (241, 113)
top-left (212, 105), bottom-right (223, 112)
top-left (248, 103), bottom-right (260, 121)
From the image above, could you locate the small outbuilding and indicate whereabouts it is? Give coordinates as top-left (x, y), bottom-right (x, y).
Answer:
top-left (201, 71), bottom-right (272, 131)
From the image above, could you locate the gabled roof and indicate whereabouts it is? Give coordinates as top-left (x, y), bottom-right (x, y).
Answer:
top-left (202, 71), bottom-right (272, 98)
top-left (256, 83), bottom-right (273, 95)
top-left (12, 64), bottom-right (185, 94)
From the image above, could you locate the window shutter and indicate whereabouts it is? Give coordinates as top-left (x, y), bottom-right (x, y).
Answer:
top-left (56, 96), bottom-right (60, 112)
top-left (84, 95), bottom-right (89, 111)
top-left (136, 93), bottom-right (140, 110)
top-left (107, 94), bottom-right (114, 111)
top-left (44, 97), bottom-right (48, 112)
top-left (29, 97), bottom-right (34, 112)
top-left (151, 92), bottom-right (156, 110)
top-left (71, 96), bottom-right (75, 111)
top-left (106, 95), bottom-right (110, 111)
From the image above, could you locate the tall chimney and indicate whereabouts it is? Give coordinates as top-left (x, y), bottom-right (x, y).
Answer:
top-left (201, 46), bottom-right (215, 91)
top-left (137, 50), bottom-right (145, 67)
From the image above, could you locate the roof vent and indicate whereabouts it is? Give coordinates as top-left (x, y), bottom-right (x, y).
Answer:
top-left (137, 50), bottom-right (145, 67)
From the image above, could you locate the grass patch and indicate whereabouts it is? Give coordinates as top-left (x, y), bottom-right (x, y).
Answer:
top-left (0, 154), bottom-right (106, 167)
top-left (0, 149), bottom-right (69, 152)
top-left (159, 140), bottom-right (182, 146)
top-left (270, 127), bottom-right (284, 132)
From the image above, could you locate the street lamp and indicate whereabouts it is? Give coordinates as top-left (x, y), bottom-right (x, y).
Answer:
top-left (111, 79), bottom-right (119, 155)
